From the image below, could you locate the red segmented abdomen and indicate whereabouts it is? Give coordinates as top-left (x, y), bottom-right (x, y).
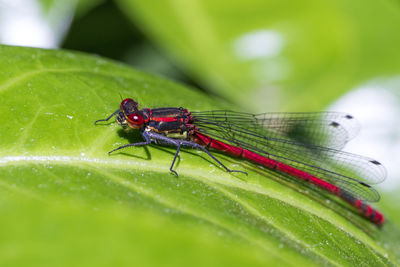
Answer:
top-left (340, 192), bottom-right (384, 225)
top-left (193, 132), bottom-right (384, 226)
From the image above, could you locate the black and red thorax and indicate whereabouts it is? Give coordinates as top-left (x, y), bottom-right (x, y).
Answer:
top-left (119, 98), bottom-right (195, 136)
top-left (143, 107), bottom-right (194, 135)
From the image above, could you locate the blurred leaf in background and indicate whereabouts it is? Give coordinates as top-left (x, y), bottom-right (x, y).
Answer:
top-left (115, 0), bottom-right (400, 112)
top-left (62, 0), bottom-right (205, 91)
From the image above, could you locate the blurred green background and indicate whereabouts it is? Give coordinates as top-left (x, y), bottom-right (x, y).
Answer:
top-left (1, 0), bottom-right (400, 265)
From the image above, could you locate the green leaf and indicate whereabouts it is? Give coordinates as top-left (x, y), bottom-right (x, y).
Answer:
top-left (116, 0), bottom-right (400, 112)
top-left (0, 45), bottom-right (399, 266)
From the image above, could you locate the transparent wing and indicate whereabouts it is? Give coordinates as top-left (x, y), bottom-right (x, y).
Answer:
top-left (192, 111), bottom-right (386, 202)
top-left (194, 111), bottom-right (359, 149)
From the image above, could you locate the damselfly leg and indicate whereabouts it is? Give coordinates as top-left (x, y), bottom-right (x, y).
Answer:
top-left (108, 131), bottom-right (151, 154)
top-left (146, 132), bottom-right (248, 176)
top-left (94, 109), bottom-right (120, 125)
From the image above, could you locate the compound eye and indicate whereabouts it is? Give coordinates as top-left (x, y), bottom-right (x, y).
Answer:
top-left (121, 98), bottom-right (133, 105)
top-left (127, 113), bottom-right (144, 126)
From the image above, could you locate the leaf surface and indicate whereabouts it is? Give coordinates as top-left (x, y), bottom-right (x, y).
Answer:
top-left (0, 45), bottom-right (398, 266)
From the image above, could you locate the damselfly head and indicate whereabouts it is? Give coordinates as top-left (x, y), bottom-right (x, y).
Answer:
top-left (118, 98), bottom-right (144, 129)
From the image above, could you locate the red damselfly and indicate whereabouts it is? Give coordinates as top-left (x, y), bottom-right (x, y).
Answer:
top-left (95, 98), bottom-right (386, 226)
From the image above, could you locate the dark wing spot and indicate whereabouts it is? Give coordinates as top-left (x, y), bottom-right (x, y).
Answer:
top-left (330, 121), bottom-right (340, 127)
top-left (370, 160), bottom-right (381, 165)
top-left (358, 181), bottom-right (371, 188)
top-left (345, 114), bottom-right (354, 119)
